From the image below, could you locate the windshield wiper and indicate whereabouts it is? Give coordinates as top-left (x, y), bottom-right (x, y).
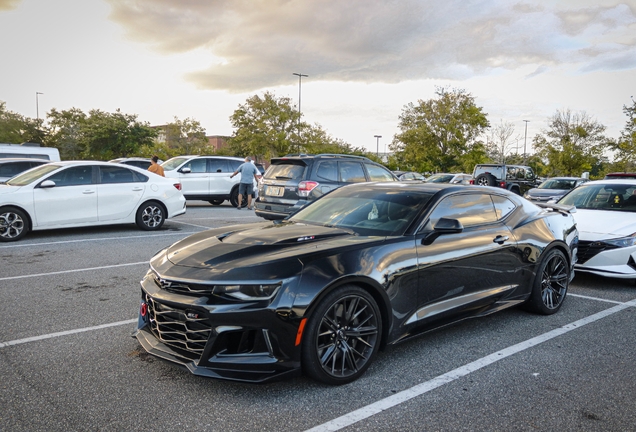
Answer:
top-left (275, 176), bottom-right (293, 180)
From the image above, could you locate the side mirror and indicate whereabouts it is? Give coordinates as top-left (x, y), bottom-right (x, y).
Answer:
top-left (180, 167), bottom-right (192, 174)
top-left (39, 180), bottom-right (56, 188)
top-left (422, 218), bottom-right (463, 245)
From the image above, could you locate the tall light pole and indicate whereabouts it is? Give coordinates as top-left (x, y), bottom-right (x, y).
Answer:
top-left (36, 92), bottom-right (44, 121)
top-left (292, 73), bottom-right (308, 154)
top-left (523, 120), bottom-right (529, 164)
top-left (374, 135), bottom-right (382, 158)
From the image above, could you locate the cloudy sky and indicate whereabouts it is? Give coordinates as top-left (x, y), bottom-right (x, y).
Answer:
top-left (1, 0), bottom-right (635, 154)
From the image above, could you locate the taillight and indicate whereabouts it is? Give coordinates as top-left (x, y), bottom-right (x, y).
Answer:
top-left (499, 181), bottom-right (506, 188)
top-left (174, 183), bottom-right (182, 191)
top-left (298, 181), bottom-right (319, 197)
top-left (469, 179), bottom-right (475, 185)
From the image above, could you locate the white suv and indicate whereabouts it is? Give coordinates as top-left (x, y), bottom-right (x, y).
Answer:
top-left (162, 156), bottom-right (257, 207)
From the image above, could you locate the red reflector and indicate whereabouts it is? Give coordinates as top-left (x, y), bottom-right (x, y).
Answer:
top-left (469, 179), bottom-right (474, 185)
top-left (295, 318), bottom-right (308, 346)
top-left (140, 302), bottom-right (148, 317)
top-left (174, 183), bottom-right (182, 190)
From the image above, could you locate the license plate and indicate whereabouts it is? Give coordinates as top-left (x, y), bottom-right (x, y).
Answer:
top-left (267, 186), bottom-right (284, 197)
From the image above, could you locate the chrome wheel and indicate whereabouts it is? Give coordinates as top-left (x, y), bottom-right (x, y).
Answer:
top-left (136, 202), bottom-right (165, 230)
top-left (303, 286), bottom-right (381, 384)
top-left (0, 208), bottom-right (28, 241)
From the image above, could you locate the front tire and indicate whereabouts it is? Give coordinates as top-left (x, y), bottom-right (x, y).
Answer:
top-left (525, 248), bottom-right (569, 314)
top-left (135, 201), bottom-right (165, 231)
top-left (0, 206), bottom-right (29, 242)
top-left (302, 285), bottom-right (382, 385)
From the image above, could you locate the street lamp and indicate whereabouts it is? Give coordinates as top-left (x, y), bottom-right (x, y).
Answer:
top-left (292, 73), bottom-right (308, 154)
top-left (36, 92), bottom-right (44, 121)
top-left (523, 120), bottom-right (530, 164)
top-left (374, 135), bottom-right (382, 158)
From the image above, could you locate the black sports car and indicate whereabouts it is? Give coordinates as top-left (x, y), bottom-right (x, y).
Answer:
top-left (134, 182), bottom-right (578, 385)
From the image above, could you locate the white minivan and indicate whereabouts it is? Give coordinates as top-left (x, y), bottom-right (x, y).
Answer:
top-left (0, 143), bottom-right (61, 161)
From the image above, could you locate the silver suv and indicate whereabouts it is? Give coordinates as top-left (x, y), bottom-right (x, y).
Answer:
top-left (162, 156), bottom-right (256, 207)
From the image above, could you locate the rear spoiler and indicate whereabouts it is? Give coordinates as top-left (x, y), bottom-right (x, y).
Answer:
top-left (535, 202), bottom-right (576, 215)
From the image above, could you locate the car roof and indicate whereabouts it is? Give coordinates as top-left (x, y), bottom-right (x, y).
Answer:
top-left (0, 158), bottom-right (51, 163)
top-left (578, 179), bottom-right (636, 186)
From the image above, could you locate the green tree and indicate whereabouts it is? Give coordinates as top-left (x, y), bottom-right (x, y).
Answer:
top-left (606, 99), bottom-right (636, 172)
top-left (391, 87), bottom-right (490, 173)
top-left (0, 101), bottom-right (45, 144)
top-left (81, 109), bottom-right (157, 160)
top-left (45, 107), bottom-right (87, 159)
top-left (533, 109), bottom-right (607, 177)
top-left (164, 117), bottom-right (209, 155)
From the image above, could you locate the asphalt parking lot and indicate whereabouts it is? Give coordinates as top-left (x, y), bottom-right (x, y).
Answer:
top-left (1, 202), bottom-right (635, 432)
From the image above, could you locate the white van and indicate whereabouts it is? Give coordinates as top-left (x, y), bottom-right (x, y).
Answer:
top-left (0, 143), bottom-right (61, 161)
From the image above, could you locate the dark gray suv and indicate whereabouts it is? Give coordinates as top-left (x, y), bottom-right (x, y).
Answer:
top-left (254, 154), bottom-right (397, 220)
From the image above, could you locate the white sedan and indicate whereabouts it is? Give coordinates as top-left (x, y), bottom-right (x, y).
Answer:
top-left (558, 179), bottom-right (636, 279)
top-left (0, 161), bottom-right (186, 242)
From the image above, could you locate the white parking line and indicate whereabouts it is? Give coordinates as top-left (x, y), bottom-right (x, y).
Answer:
top-left (0, 319), bottom-right (137, 349)
top-left (304, 298), bottom-right (636, 432)
top-left (0, 232), bottom-right (192, 249)
top-left (568, 293), bottom-right (625, 304)
top-left (0, 262), bottom-right (148, 282)
top-left (168, 219), bottom-right (215, 229)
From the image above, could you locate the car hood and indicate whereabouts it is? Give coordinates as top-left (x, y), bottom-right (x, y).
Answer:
top-left (526, 188), bottom-right (568, 197)
top-left (162, 221), bottom-right (383, 271)
top-left (573, 209), bottom-right (636, 240)
top-left (0, 184), bottom-right (21, 194)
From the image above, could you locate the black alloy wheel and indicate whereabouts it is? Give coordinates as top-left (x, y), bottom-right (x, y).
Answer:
top-left (302, 285), bottom-right (381, 385)
top-left (229, 187), bottom-right (240, 208)
top-left (0, 207), bottom-right (29, 242)
top-left (135, 201), bottom-right (165, 230)
top-left (525, 248), bottom-right (569, 315)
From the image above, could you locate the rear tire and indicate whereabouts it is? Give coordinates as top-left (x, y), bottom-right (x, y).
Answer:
top-left (135, 201), bottom-right (165, 231)
top-left (0, 206), bottom-right (29, 242)
top-left (525, 249), bottom-right (569, 315)
top-left (209, 199), bottom-right (224, 206)
top-left (229, 187), bottom-right (240, 208)
top-left (302, 285), bottom-right (382, 385)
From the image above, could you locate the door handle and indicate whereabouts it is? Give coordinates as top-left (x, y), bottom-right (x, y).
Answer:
top-left (82, 190), bottom-right (95, 194)
top-left (493, 235), bottom-right (509, 244)
top-left (132, 187), bottom-right (143, 191)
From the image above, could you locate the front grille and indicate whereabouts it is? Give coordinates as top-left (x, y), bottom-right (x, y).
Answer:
top-left (153, 274), bottom-right (214, 295)
top-left (145, 295), bottom-right (212, 359)
top-left (577, 240), bottom-right (619, 264)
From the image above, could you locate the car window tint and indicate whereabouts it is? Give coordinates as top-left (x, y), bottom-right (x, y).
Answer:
top-left (491, 195), bottom-right (516, 219)
top-left (316, 161), bottom-right (338, 181)
top-left (48, 166), bottom-right (93, 186)
top-left (184, 159), bottom-right (207, 173)
top-left (208, 159), bottom-right (229, 173)
top-left (426, 193), bottom-right (497, 229)
top-left (365, 163), bottom-right (395, 181)
top-left (525, 168), bottom-right (535, 179)
top-left (228, 159), bottom-right (243, 171)
top-left (265, 163), bottom-right (305, 180)
top-left (0, 161), bottom-right (32, 177)
top-left (339, 162), bottom-right (366, 183)
top-left (100, 166), bottom-right (136, 184)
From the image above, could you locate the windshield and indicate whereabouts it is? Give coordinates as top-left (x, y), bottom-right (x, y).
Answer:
top-left (425, 174), bottom-right (454, 183)
top-left (161, 157), bottom-right (190, 171)
top-left (559, 183), bottom-right (636, 212)
top-left (6, 164), bottom-right (61, 186)
top-left (539, 179), bottom-right (576, 190)
top-left (291, 186), bottom-right (433, 236)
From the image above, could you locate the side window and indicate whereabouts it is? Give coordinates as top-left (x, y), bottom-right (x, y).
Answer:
top-left (229, 160), bottom-right (243, 171)
top-left (47, 166), bottom-right (94, 186)
top-left (424, 193), bottom-right (498, 230)
top-left (0, 162), bottom-right (31, 177)
top-left (516, 168), bottom-right (526, 179)
top-left (183, 158), bottom-right (207, 173)
top-left (208, 159), bottom-right (229, 173)
top-left (316, 161), bottom-right (338, 182)
top-left (100, 166), bottom-right (136, 184)
top-left (525, 167), bottom-right (535, 179)
top-left (491, 195), bottom-right (516, 220)
top-left (339, 162), bottom-right (366, 183)
top-left (365, 163), bottom-right (395, 181)
top-left (506, 167), bottom-right (517, 180)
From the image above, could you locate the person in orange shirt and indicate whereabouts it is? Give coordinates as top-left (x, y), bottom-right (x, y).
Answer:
top-left (148, 155), bottom-right (165, 177)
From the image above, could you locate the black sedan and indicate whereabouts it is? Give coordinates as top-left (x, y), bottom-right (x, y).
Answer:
top-left (134, 182), bottom-right (578, 385)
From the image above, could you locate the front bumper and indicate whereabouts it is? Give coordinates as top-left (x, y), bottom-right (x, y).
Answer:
top-left (574, 243), bottom-right (636, 279)
top-left (134, 273), bottom-right (302, 383)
